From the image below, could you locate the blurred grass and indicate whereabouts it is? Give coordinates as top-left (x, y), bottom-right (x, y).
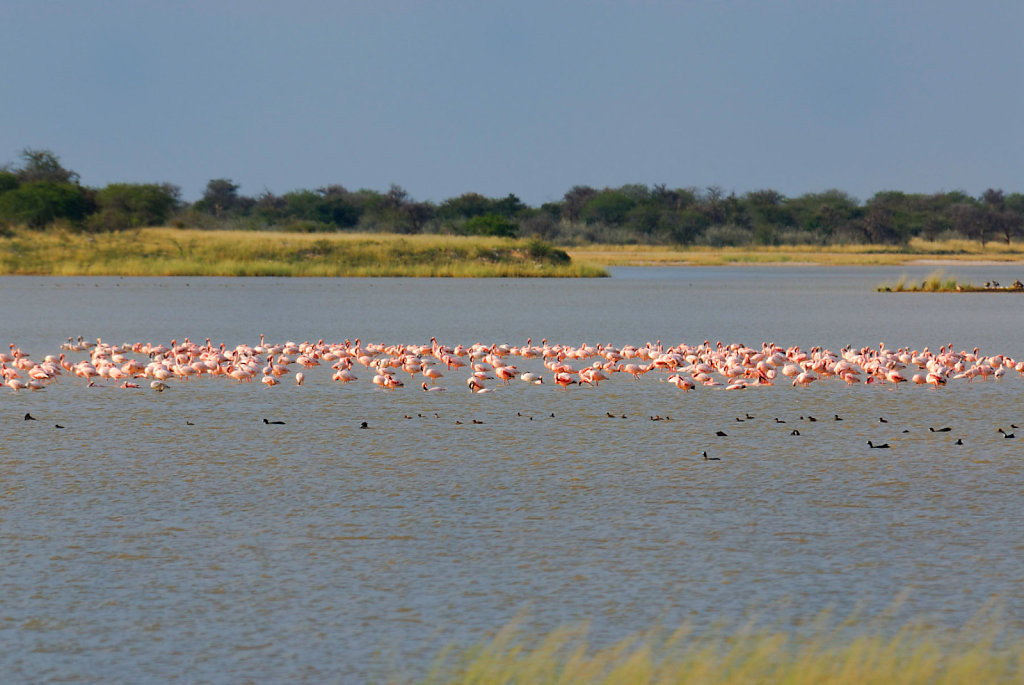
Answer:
top-left (413, 606), bottom-right (1022, 685)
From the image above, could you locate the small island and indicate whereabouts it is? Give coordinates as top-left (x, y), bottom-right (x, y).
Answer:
top-left (877, 271), bottom-right (1024, 292)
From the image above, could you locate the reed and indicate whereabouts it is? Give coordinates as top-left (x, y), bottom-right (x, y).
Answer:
top-left (414, 607), bottom-right (1022, 685)
top-left (0, 228), bottom-right (607, 277)
top-left (876, 270), bottom-right (981, 292)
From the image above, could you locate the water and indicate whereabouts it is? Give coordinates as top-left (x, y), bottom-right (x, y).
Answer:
top-left (1, 266), bottom-right (1023, 683)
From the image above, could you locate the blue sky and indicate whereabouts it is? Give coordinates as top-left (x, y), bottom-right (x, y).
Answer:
top-left (2, 1), bottom-right (1021, 206)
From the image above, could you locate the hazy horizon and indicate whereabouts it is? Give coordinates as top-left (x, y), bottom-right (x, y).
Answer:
top-left (2, 1), bottom-right (1021, 205)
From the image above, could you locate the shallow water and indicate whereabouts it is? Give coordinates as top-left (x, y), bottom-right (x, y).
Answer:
top-left (1, 266), bottom-right (1023, 683)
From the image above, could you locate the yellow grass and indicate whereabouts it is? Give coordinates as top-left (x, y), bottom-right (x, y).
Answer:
top-left (0, 227), bottom-right (608, 277)
top-left (414, 607), bottom-right (1022, 685)
top-left (568, 238), bottom-right (1024, 267)
top-left (6, 228), bottom-right (1024, 275)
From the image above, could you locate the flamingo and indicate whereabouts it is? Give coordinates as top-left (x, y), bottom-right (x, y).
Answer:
top-left (494, 366), bottom-right (517, 385)
top-left (421, 365), bottom-right (444, 384)
top-left (554, 372), bottom-right (576, 390)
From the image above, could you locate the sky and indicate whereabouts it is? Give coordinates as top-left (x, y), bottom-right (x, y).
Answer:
top-left (1, 1), bottom-right (1021, 207)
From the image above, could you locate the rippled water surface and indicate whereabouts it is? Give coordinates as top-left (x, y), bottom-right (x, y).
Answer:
top-left (2, 267), bottom-right (1023, 683)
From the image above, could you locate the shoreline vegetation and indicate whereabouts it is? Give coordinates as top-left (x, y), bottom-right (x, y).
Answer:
top-left (2, 149), bottom-right (1024, 267)
top-left (413, 610), bottom-right (1022, 685)
top-left (3, 148), bottom-right (1024, 277)
top-left (3, 230), bottom-right (1024, 277)
top-left (0, 228), bottom-right (606, 277)
top-left (876, 268), bottom-right (1024, 293)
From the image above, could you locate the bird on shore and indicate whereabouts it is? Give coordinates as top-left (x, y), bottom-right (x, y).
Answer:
top-left (867, 440), bottom-right (890, 449)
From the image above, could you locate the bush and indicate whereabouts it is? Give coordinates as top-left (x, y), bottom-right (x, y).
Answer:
top-left (460, 213), bottom-right (518, 238)
top-left (699, 224), bottom-right (753, 247)
top-left (86, 183), bottom-right (180, 231)
top-left (526, 239), bottom-right (570, 263)
top-left (0, 181), bottom-right (93, 228)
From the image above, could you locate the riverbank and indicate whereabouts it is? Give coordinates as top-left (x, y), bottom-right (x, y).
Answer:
top-left (3, 228), bottom-right (1024, 276)
top-left (0, 228), bottom-right (607, 277)
top-left (568, 238), bottom-right (1024, 267)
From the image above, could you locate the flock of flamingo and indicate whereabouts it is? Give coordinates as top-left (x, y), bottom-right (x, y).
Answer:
top-left (1, 335), bottom-right (1020, 394)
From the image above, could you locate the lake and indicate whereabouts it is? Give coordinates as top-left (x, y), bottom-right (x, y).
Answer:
top-left (2, 265), bottom-right (1023, 683)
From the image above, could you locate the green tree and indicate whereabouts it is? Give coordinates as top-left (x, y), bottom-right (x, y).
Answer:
top-left (743, 189), bottom-right (793, 227)
top-left (436, 192), bottom-right (495, 221)
top-left (0, 171), bottom-right (18, 195)
top-left (0, 181), bottom-right (94, 228)
top-left (14, 148), bottom-right (79, 184)
top-left (581, 189), bottom-right (636, 226)
top-left (88, 183), bottom-right (181, 230)
top-left (788, 190), bottom-right (861, 239)
top-left (196, 178), bottom-right (246, 217)
top-left (949, 202), bottom-right (989, 246)
top-left (561, 185), bottom-right (597, 223)
top-left (317, 185), bottom-right (362, 228)
top-left (461, 213), bottom-right (518, 238)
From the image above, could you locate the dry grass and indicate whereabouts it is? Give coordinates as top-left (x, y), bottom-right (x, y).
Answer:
top-left (7, 228), bottom-right (1024, 275)
top-left (414, 607), bottom-right (1022, 685)
top-left (0, 228), bottom-right (607, 277)
top-left (568, 238), bottom-right (1024, 267)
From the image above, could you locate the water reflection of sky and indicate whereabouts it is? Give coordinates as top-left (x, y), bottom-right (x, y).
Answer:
top-left (2, 267), bottom-right (1023, 359)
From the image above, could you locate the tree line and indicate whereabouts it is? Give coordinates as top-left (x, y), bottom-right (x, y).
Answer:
top-left (3, 148), bottom-right (1022, 247)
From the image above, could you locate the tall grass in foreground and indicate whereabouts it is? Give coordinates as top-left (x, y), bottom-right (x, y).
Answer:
top-left (0, 228), bottom-right (607, 277)
top-left (412, 609), bottom-right (1022, 685)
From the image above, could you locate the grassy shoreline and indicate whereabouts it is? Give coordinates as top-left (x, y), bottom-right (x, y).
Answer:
top-left (875, 268), bottom-right (1024, 292)
top-left (567, 238), bottom-right (1024, 267)
top-left (3, 229), bottom-right (1024, 276)
top-left (0, 227), bottom-right (607, 277)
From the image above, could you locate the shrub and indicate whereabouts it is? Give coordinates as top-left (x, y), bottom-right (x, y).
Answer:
top-left (700, 224), bottom-right (753, 247)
